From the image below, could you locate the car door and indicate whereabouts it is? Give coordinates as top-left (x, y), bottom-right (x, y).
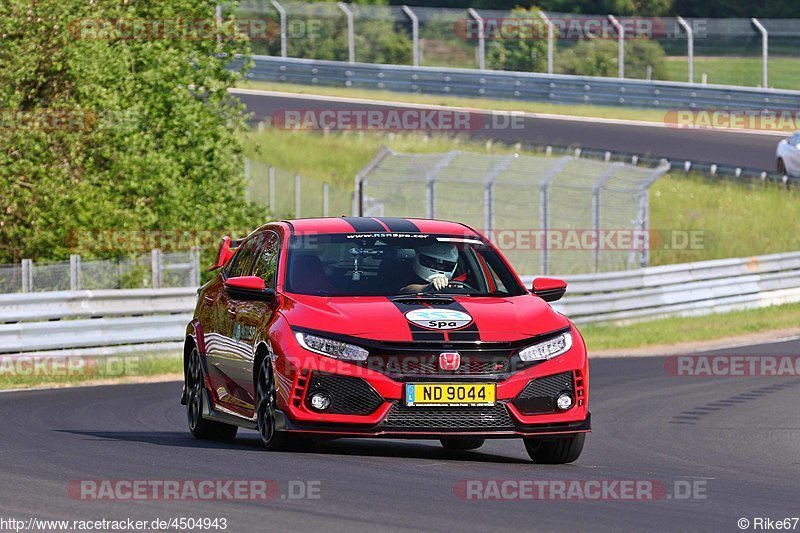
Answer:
top-left (205, 233), bottom-right (264, 409)
top-left (228, 230), bottom-right (282, 407)
top-left (788, 133), bottom-right (800, 175)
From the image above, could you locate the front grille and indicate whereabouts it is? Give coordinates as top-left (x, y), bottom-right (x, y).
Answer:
top-left (513, 371), bottom-right (575, 415)
top-left (305, 373), bottom-right (384, 415)
top-left (380, 402), bottom-right (516, 431)
top-left (374, 355), bottom-right (508, 376)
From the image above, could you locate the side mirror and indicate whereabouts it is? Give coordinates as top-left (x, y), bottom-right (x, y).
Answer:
top-left (224, 276), bottom-right (276, 302)
top-left (532, 277), bottom-right (567, 302)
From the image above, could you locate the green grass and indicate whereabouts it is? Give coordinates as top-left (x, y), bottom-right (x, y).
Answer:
top-left (649, 173), bottom-right (800, 265)
top-left (0, 353), bottom-right (182, 390)
top-left (581, 301), bottom-right (800, 351)
top-left (663, 56), bottom-right (800, 90)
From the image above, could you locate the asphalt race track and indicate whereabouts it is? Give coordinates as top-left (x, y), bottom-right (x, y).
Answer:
top-left (1, 339), bottom-right (798, 532)
top-left (235, 90), bottom-right (783, 172)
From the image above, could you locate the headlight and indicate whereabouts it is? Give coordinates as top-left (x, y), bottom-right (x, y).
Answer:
top-left (518, 332), bottom-right (572, 362)
top-left (295, 332), bottom-right (369, 362)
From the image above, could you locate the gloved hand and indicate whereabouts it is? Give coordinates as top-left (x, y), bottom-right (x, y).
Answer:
top-left (430, 274), bottom-right (449, 291)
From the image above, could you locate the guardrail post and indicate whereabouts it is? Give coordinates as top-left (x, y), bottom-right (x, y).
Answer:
top-left (268, 166), bottom-right (276, 214)
top-left (468, 8), bottom-right (486, 70)
top-left (751, 18), bottom-right (768, 88)
top-left (295, 173), bottom-right (302, 217)
top-left (151, 249), bottom-right (162, 289)
top-left (676, 16), bottom-right (693, 83)
top-left (323, 182), bottom-right (330, 217)
top-left (271, 0), bottom-right (287, 58)
top-left (401, 6), bottom-right (419, 67)
top-left (540, 11), bottom-right (554, 75)
top-left (338, 2), bottom-right (355, 64)
top-left (21, 259), bottom-right (32, 293)
top-left (69, 254), bottom-right (81, 290)
top-left (608, 15), bottom-right (624, 78)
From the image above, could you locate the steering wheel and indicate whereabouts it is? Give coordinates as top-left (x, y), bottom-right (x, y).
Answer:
top-left (423, 280), bottom-right (478, 294)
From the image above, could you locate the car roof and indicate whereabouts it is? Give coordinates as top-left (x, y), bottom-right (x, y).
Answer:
top-left (273, 217), bottom-right (481, 237)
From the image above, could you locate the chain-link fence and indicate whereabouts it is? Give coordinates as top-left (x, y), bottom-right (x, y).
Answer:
top-left (0, 250), bottom-right (200, 294)
top-left (355, 148), bottom-right (669, 276)
top-left (231, 1), bottom-right (800, 89)
top-left (245, 158), bottom-right (352, 218)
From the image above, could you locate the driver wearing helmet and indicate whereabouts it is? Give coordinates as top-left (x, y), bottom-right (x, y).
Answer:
top-left (399, 243), bottom-right (459, 294)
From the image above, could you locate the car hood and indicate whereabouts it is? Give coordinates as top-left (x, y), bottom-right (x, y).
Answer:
top-left (280, 293), bottom-right (570, 342)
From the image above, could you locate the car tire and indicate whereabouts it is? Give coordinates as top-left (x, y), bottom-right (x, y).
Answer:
top-left (777, 158), bottom-right (787, 175)
top-left (523, 433), bottom-right (585, 464)
top-left (439, 437), bottom-right (485, 451)
top-left (256, 357), bottom-right (293, 451)
top-left (185, 346), bottom-right (238, 441)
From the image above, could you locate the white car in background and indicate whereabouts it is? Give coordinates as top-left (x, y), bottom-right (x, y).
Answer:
top-left (776, 132), bottom-right (800, 176)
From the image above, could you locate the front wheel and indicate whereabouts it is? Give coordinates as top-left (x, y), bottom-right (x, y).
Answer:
top-left (256, 357), bottom-right (293, 451)
top-left (523, 433), bottom-right (585, 464)
top-left (777, 158), bottom-right (787, 175)
top-left (440, 437), bottom-right (485, 451)
top-left (185, 347), bottom-right (238, 441)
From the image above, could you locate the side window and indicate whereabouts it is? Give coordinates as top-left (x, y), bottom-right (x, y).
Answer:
top-left (225, 234), bottom-right (264, 278)
top-left (252, 232), bottom-right (280, 288)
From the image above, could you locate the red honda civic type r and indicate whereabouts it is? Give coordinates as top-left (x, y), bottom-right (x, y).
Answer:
top-left (182, 217), bottom-right (590, 463)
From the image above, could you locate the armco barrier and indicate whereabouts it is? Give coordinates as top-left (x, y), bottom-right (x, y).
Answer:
top-left (245, 55), bottom-right (800, 112)
top-left (2, 251), bottom-right (799, 354)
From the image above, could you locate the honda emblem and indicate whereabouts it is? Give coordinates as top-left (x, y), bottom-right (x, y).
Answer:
top-left (439, 352), bottom-right (461, 371)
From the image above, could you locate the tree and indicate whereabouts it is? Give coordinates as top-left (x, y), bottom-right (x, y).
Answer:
top-left (556, 37), bottom-right (667, 79)
top-left (0, 0), bottom-right (261, 263)
top-left (486, 7), bottom-right (549, 72)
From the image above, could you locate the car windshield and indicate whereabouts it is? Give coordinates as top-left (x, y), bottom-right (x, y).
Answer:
top-left (285, 233), bottom-right (525, 297)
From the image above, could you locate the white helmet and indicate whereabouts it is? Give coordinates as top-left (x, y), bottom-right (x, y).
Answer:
top-left (414, 243), bottom-right (458, 282)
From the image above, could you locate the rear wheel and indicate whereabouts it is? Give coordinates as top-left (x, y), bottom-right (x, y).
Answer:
top-left (440, 437), bottom-right (485, 451)
top-left (523, 433), bottom-right (585, 464)
top-left (186, 347), bottom-right (238, 441)
top-left (777, 158), bottom-right (787, 175)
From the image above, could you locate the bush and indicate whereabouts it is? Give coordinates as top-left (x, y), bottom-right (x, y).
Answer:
top-left (556, 38), bottom-right (667, 79)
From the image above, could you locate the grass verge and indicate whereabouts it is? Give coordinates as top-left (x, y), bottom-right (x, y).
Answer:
top-left (0, 353), bottom-right (182, 391)
top-left (581, 302), bottom-right (800, 352)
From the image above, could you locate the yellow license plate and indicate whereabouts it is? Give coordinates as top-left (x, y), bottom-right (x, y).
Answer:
top-left (405, 383), bottom-right (496, 407)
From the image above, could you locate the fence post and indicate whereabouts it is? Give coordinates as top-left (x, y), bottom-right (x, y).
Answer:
top-left (323, 182), bottom-right (330, 217)
top-left (676, 16), bottom-right (693, 83)
top-left (21, 259), bottom-right (32, 293)
top-left (338, 2), bottom-right (355, 64)
top-left (271, 0), bottom-right (287, 58)
top-left (468, 8), bottom-right (486, 70)
top-left (69, 254), bottom-right (81, 290)
top-left (539, 157), bottom-right (571, 275)
top-left (295, 173), bottom-right (302, 218)
top-left (190, 247), bottom-right (201, 287)
top-left (268, 166), bottom-right (276, 214)
top-left (215, 4), bottom-right (222, 45)
top-left (401, 6), bottom-right (419, 67)
top-left (592, 164), bottom-right (621, 273)
top-left (608, 15), bottom-right (624, 79)
top-left (151, 249), bottom-right (162, 289)
top-left (751, 18), bottom-right (768, 88)
top-left (540, 11), bottom-right (554, 75)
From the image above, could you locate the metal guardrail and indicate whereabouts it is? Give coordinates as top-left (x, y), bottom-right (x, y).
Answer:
top-left (522, 250), bottom-right (800, 323)
top-left (245, 55), bottom-right (800, 112)
top-left (2, 250), bottom-right (799, 354)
